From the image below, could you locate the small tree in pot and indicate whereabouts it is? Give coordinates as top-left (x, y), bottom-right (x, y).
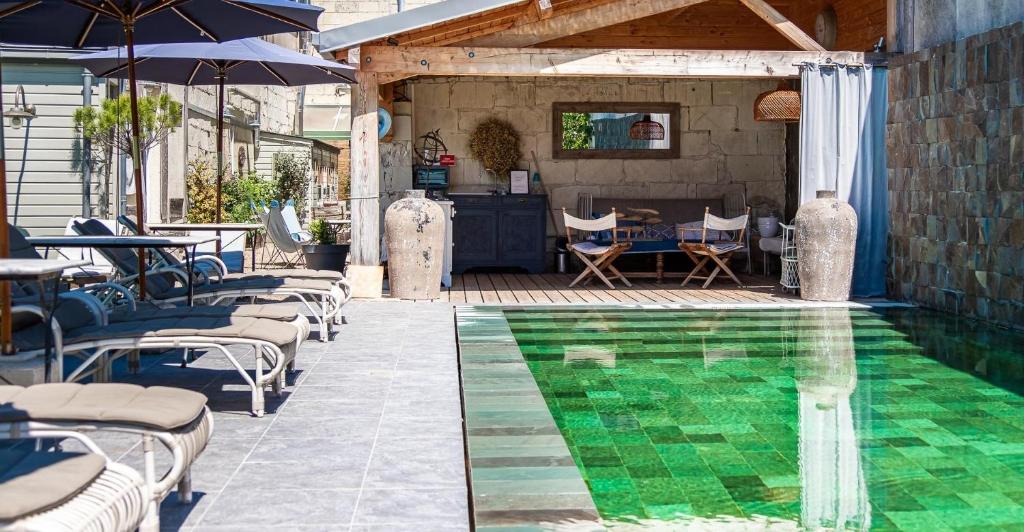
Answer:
top-left (302, 219), bottom-right (349, 272)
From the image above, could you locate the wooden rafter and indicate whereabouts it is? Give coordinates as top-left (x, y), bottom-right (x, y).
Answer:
top-left (461, 0), bottom-right (712, 48)
top-left (737, 0), bottom-right (824, 51)
top-left (359, 45), bottom-right (876, 79)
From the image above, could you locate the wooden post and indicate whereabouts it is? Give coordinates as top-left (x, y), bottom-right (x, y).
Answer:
top-left (124, 23), bottom-right (148, 298)
top-left (350, 69), bottom-right (380, 266)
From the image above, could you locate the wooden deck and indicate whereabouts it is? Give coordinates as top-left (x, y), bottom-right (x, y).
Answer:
top-left (441, 273), bottom-right (798, 305)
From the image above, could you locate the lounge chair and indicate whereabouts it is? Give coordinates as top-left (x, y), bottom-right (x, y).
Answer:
top-left (0, 383), bottom-right (214, 531)
top-left (562, 208), bottom-right (632, 289)
top-left (0, 448), bottom-right (147, 531)
top-left (10, 296), bottom-right (303, 417)
top-left (72, 219), bottom-right (346, 340)
top-left (679, 206), bottom-right (751, 288)
top-left (116, 214), bottom-right (348, 287)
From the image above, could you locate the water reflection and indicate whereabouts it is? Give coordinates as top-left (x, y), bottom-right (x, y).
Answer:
top-left (794, 309), bottom-right (870, 531)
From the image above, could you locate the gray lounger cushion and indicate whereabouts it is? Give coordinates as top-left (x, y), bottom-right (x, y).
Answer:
top-left (158, 277), bottom-right (336, 299)
top-left (225, 268), bottom-right (343, 282)
top-left (109, 303), bottom-right (303, 323)
top-left (0, 450), bottom-right (106, 520)
top-left (62, 316), bottom-right (299, 348)
top-left (0, 383), bottom-right (207, 430)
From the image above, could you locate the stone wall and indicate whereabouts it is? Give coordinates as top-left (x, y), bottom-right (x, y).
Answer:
top-left (411, 77), bottom-right (787, 234)
top-left (887, 21), bottom-right (1024, 330)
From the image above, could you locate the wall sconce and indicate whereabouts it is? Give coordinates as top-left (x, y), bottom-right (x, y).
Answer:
top-left (7, 85), bottom-right (36, 130)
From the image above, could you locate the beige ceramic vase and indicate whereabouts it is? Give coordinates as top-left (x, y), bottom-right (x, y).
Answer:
top-left (795, 190), bottom-right (858, 301)
top-left (385, 190), bottom-right (445, 300)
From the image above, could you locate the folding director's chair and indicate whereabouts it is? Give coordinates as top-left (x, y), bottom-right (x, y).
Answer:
top-left (562, 208), bottom-right (632, 289)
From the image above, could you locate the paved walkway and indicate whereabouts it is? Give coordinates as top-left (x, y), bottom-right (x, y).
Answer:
top-left (90, 300), bottom-right (468, 530)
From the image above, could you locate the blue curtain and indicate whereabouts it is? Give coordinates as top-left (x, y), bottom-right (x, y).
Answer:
top-left (799, 65), bottom-right (889, 297)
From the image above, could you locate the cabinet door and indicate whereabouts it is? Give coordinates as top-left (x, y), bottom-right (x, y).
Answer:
top-left (453, 209), bottom-right (498, 266)
top-left (499, 208), bottom-right (544, 264)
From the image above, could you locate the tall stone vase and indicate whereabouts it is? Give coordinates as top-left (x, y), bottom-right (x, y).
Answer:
top-left (795, 190), bottom-right (858, 301)
top-left (385, 190), bottom-right (445, 300)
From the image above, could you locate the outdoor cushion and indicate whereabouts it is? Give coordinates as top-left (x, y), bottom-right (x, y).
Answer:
top-left (759, 236), bottom-right (783, 255)
top-left (158, 276), bottom-right (336, 300)
top-left (224, 268), bottom-right (343, 282)
top-left (0, 383), bottom-right (207, 430)
top-left (572, 242), bottom-right (612, 256)
top-left (706, 243), bottom-right (743, 254)
top-left (62, 316), bottom-right (300, 348)
top-left (109, 302), bottom-right (302, 323)
top-left (0, 450), bottom-right (106, 520)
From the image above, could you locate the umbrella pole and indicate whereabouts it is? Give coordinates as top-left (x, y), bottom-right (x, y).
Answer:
top-left (124, 23), bottom-right (148, 299)
top-left (0, 64), bottom-right (12, 354)
top-left (215, 72), bottom-right (224, 255)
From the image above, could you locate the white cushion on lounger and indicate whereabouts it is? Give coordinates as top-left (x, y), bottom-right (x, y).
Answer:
top-left (225, 268), bottom-right (343, 281)
top-left (62, 317), bottom-right (300, 348)
top-left (109, 303), bottom-right (302, 323)
top-left (0, 383), bottom-right (207, 431)
top-left (0, 450), bottom-right (106, 520)
top-left (158, 277), bottom-right (337, 299)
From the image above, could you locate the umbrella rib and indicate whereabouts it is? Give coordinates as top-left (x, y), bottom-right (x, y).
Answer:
top-left (136, 0), bottom-right (188, 19)
top-left (0, 0), bottom-right (41, 20)
top-left (257, 61), bottom-right (288, 85)
top-left (75, 12), bottom-right (100, 48)
top-left (96, 57), bottom-right (148, 78)
top-left (171, 6), bottom-right (219, 41)
top-left (222, 0), bottom-right (316, 32)
top-left (186, 61), bottom-right (203, 85)
top-left (65, 0), bottom-right (121, 20)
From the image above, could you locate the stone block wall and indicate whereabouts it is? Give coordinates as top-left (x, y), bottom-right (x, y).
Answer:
top-left (887, 21), bottom-right (1024, 330)
top-left (411, 77), bottom-right (787, 235)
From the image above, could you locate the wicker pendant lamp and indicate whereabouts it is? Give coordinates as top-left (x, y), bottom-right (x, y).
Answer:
top-left (754, 83), bottom-right (801, 122)
top-left (629, 114), bottom-right (665, 140)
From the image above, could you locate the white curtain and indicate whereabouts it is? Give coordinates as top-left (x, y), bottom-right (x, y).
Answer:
top-left (799, 65), bottom-right (889, 297)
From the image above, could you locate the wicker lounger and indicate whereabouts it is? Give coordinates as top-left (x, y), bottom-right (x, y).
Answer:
top-left (0, 383), bottom-right (214, 531)
top-left (0, 450), bottom-right (147, 532)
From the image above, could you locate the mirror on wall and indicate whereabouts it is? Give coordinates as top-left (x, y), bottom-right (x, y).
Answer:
top-left (552, 102), bottom-right (681, 159)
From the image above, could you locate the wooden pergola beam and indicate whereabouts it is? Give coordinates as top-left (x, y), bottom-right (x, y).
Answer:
top-left (738, 0), bottom-right (825, 51)
top-left (463, 0), bottom-right (711, 48)
top-left (360, 45), bottom-right (875, 79)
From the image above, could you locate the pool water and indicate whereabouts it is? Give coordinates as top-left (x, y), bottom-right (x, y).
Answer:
top-left (505, 307), bottom-right (1024, 529)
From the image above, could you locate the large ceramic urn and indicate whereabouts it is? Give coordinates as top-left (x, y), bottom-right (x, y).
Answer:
top-left (795, 190), bottom-right (858, 301)
top-left (385, 190), bottom-right (445, 300)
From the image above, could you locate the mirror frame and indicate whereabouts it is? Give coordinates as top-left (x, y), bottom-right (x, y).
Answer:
top-left (552, 102), bottom-right (681, 160)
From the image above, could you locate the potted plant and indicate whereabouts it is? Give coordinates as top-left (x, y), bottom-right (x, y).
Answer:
top-left (302, 219), bottom-right (349, 272)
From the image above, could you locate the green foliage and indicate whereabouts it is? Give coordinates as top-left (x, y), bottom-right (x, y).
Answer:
top-left (223, 171), bottom-right (274, 223)
top-left (185, 159), bottom-right (222, 223)
top-left (308, 219), bottom-right (335, 246)
top-left (273, 153), bottom-right (308, 208)
top-left (73, 93), bottom-right (182, 161)
top-left (561, 112), bottom-right (593, 150)
top-left (469, 118), bottom-right (521, 177)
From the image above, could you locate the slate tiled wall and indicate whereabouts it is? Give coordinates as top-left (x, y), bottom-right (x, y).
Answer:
top-left (887, 21), bottom-right (1024, 330)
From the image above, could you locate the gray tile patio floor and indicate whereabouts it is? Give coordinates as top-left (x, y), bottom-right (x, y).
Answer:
top-left (85, 300), bottom-right (469, 531)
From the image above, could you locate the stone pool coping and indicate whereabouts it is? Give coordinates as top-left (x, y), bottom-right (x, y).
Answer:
top-left (457, 306), bottom-right (605, 531)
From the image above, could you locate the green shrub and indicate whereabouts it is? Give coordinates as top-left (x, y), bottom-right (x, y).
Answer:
top-left (223, 171), bottom-right (274, 223)
top-left (308, 219), bottom-right (335, 245)
top-left (185, 159), bottom-right (222, 223)
top-left (273, 153), bottom-right (308, 208)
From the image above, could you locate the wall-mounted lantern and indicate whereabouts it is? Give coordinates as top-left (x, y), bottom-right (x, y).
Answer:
top-left (6, 85), bottom-right (36, 130)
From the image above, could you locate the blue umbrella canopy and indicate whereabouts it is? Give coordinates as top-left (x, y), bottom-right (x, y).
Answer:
top-left (73, 38), bottom-right (356, 85)
top-left (0, 0), bottom-right (322, 47)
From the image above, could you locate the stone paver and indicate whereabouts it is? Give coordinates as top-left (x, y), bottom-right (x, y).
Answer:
top-left (84, 300), bottom-right (467, 531)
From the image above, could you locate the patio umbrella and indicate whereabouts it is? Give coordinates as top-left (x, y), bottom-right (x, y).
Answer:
top-left (73, 38), bottom-right (357, 252)
top-left (0, 0), bottom-right (322, 352)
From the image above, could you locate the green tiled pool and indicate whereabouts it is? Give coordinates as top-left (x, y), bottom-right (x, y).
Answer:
top-left (504, 307), bottom-right (1024, 529)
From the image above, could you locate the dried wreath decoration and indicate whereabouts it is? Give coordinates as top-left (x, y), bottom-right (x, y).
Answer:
top-left (469, 117), bottom-right (522, 177)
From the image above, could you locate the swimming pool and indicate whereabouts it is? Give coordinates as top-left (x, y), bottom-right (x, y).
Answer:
top-left (503, 307), bottom-right (1024, 529)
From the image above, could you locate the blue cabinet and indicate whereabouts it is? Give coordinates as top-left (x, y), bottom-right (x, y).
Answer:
top-left (451, 194), bottom-right (547, 274)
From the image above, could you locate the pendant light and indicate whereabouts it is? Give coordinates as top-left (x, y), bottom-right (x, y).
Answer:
top-left (629, 114), bottom-right (665, 140)
top-left (754, 83), bottom-right (801, 122)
